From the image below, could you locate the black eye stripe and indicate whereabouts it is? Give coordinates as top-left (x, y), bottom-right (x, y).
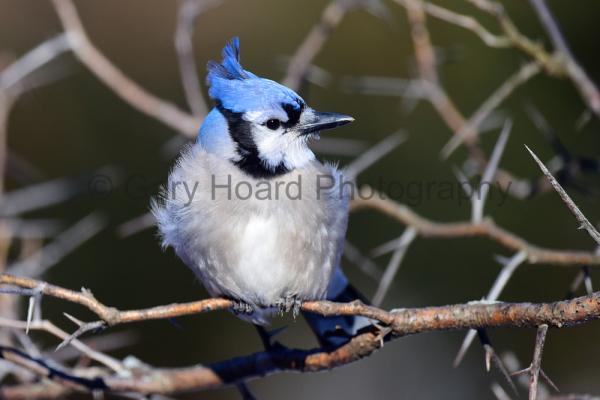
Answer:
top-left (281, 101), bottom-right (304, 129)
top-left (215, 101), bottom-right (290, 179)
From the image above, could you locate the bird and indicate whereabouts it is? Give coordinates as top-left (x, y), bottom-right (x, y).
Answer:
top-left (153, 37), bottom-right (371, 346)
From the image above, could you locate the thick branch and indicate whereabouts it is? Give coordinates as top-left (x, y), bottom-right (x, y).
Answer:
top-left (1, 276), bottom-right (600, 397)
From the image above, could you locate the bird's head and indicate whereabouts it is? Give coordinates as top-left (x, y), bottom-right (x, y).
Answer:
top-left (198, 37), bottom-right (354, 179)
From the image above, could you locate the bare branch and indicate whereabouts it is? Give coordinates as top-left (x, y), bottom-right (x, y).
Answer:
top-left (116, 212), bottom-right (155, 238)
top-left (56, 314), bottom-right (105, 351)
top-left (442, 63), bottom-right (540, 158)
top-left (419, 2), bottom-right (510, 48)
top-left (2, 274), bottom-right (600, 397)
top-left (528, 0), bottom-right (600, 117)
top-left (472, 120), bottom-right (512, 223)
top-left (478, 329), bottom-right (517, 394)
top-left (344, 131), bottom-right (407, 180)
top-left (391, 0), bottom-right (532, 201)
top-left (0, 34), bottom-right (70, 96)
top-left (342, 240), bottom-right (382, 281)
top-left (351, 187), bottom-right (600, 266)
top-left (467, 0), bottom-right (600, 119)
top-left (283, 0), bottom-right (348, 90)
top-left (0, 317), bottom-right (123, 373)
top-left (51, 0), bottom-right (198, 137)
top-left (372, 227), bottom-right (417, 306)
top-left (175, 0), bottom-right (221, 117)
top-left (525, 146), bottom-right (600, 245)
top-left (530, 325), bottom-right (549, 400)
top-left (2, 273), bottom-right (600, 338)
top-left (7, 213), bottom-right (106, 277)
top-left (454, 251), bottom-right (527, 366)
top-left (0, 168), bottom-right (117, 217)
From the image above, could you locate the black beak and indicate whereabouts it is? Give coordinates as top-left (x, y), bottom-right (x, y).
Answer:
top-left (298, 112), bottom-right (354, 136)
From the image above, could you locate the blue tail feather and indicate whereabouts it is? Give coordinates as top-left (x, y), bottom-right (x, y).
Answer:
top-left (303, 267), bottom-right (374, 349)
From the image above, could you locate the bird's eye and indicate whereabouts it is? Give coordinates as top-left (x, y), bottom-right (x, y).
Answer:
top-left (265, 119), bottom-right (281, 130)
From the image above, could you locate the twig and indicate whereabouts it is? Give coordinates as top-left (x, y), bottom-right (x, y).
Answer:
top-left (418, 2), bottom-right (509, 48)
top-left (283, 0), bottom-right (348, 90)
top-left (0, 34), bottom-right (70, 96)
top-left (472, 120), bottom-right (511, 223)
top-left (0, 169), bottom-right (115, 217)
top-left (565, 267), bottom-right (593, 299)
top-left (0, 346), bottom-right (108, 392)
top-left (525, 146), bottom-right (600, 245)
top-left (467, 0), bottom-right (600, 119)
top-left (51, 0), bottom-right (198, 137)
top-left (7, 213), bottom-right (106, 277)
top-left (0, 219), bottom-right (62, 239)
top-left (466, 0), bottom-right (561, 76)
top-left (528, 0), bottom-right (600, 117)
top-left (454, 251), bottom-right (527, 366)
top-left (344, 131), bottom-right (407, 180)
top-left (393, 0), bottom-right (531, 200)
top-left (491, 382), bottom-right (513, 400)
top-left (116, 212), bottom-right (155, 238)
top-left (48, 331), bottom-right (137, 363)
top-left (530, 325), bottom-right (549, 400)
top-left (372, 227), bottom-right (417, 306)
top-left (478, 329), bottom-right (517, 395)
top-left (57, 314), bottom-right (106, 351)
top-left (175, 0), bottom-right (220, 117)
top-left (400, 0), bottom-right (466, 133)
top-left (350, 187), bottom-right (600, 266)
top-left (0, 317), bottom-right (123, 373)
top-left (527, 0), bottom-right (570, 57)
top-left (442, 63), bottom-right (540, 158)
top-left (342, 240), bottom-right (383, 281)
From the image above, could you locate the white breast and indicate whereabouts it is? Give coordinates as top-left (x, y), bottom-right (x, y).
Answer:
top-left (153, 145), bottom-right (349, 317)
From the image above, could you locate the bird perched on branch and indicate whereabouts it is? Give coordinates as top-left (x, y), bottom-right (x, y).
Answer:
top-left (153, 37), bottom-right (370, 347)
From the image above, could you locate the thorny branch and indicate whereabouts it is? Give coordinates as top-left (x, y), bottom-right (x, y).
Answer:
top-left (350, 187), bottom-right (600, 266)
top-left (1, 0), bottom-right (600, 398)
top-left (1, 273), bottom-right (600, 397)
top-left (392, 0), bottom-right (538, 199)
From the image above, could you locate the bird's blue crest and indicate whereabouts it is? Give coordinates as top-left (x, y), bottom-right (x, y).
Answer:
top-left (206, 37), bottom-right (304, 119)
top-left (207, 37), bottom-right (255, 81)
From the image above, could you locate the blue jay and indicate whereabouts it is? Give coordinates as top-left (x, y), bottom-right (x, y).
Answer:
top-left (153, 38), bottom-right (372, 348)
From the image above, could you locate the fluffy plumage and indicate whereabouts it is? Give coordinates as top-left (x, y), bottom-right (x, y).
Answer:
top-left (153, 146), bottom-right (349, 323)
top-left (153, 37), bottom-right (358, 328)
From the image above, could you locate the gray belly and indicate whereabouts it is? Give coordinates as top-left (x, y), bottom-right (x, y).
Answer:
top-left (195, 214), bottom-right (335, 307)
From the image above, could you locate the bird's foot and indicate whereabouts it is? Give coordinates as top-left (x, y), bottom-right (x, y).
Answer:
top-left (231, 300), bottom-right (254, 315)
top-left (276, 296), bottom-right (302, 319)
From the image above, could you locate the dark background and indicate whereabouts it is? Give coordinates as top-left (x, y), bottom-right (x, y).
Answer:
top-left (2, 0), bottom-right (600, 398)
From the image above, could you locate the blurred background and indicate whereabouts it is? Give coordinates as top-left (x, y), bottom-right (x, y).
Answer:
top-left (1, 0), bottom-right (600, 398)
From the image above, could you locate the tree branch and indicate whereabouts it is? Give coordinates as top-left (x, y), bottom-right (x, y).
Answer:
top-left (350, 187), bottom-right (600, 266)
top-left (51, 0), bottom-right (199, 137)
top-left (2, 273), bottom-right (600, 398)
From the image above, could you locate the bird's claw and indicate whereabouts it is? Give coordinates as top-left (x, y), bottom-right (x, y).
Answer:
top-left (276, 296), bottom-right (302, 319)
top-left (231, 300), bottom-right (254, 315)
